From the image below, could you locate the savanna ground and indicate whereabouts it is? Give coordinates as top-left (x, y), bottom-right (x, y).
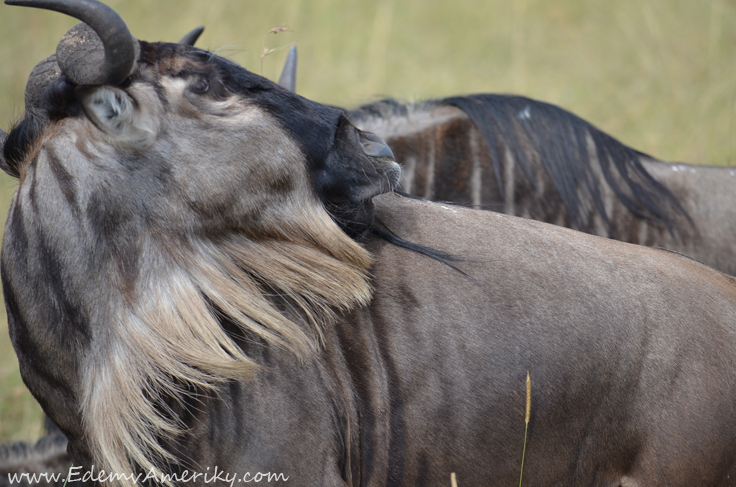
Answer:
top-left (0, 0), bottom-right (735, 442)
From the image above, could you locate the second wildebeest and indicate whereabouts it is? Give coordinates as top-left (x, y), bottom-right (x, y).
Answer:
top-left (278, 48), bottom-right (735, 274)
top-left (3, 1), bottom-right (736, 486)
top-left (347, 95), bottom-right (736, 275)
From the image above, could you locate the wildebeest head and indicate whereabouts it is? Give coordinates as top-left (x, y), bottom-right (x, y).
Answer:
top-left (1, 0), bottom-right (400, 479)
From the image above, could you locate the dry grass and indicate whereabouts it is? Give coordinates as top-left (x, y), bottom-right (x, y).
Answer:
top-left (0, 0), bottom-right (734, 441)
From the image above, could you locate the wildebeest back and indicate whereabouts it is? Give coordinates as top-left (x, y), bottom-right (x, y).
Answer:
top-left (340, 192), bottom-right (736, 485)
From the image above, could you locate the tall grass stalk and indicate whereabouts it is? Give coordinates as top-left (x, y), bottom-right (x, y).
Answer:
top-left (518, 372), bottom-right (531, 487)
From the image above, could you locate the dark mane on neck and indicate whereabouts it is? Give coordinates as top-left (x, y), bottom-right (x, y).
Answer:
top-left (349, 94), bottom-right (691, 238)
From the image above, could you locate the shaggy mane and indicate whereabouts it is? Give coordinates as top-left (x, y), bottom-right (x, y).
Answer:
top-left (80, 202), bottom-right (373, 484)
top-left (349, 94), bottom-right (691, 238)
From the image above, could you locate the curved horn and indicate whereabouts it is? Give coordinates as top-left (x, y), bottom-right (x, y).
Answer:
top-left (179, 25), bottom-right (204, 46)
top-left (278, 45), bottom-right (298, 92)
top-left (21, 25), bottom-right (200, 115)
top-left (24, 55), bottom-right (62, 113)
top-left (5, 0), bottom-right (138, 86)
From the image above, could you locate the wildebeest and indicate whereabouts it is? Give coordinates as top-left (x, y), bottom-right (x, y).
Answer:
top-left (0, 424), bottom-right (72, 487)
top-left (0, 24), bottom-right (206, 479)
top-left (3, 1), bottom-right (736, 486)
top-left (346, 95), bottom-right (736, 275)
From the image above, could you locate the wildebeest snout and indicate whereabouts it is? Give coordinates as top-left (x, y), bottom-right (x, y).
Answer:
top-left (314, 117), bottom-right (401, 206)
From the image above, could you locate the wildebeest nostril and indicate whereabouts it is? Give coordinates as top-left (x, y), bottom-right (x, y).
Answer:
top-left (359, 131), bottom-right (395, 159)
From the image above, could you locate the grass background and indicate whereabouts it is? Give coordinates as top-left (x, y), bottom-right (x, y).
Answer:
top-left (0, 0), bottom-right (735, 441)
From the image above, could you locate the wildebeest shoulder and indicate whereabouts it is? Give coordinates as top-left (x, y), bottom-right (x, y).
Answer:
top-left (342, 192), bottom-right (736, 485)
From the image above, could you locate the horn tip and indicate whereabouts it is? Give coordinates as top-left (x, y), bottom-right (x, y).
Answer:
top-left (278, 44), bottom-right (298, 92)
top-left (178, 25), bottom-right (205, 46)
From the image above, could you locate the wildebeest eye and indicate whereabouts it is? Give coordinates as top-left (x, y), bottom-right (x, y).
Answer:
top-left (194, 78), bottom-right (210, 94)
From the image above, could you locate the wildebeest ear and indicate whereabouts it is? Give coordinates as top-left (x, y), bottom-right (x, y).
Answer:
top-left (78, 86), bottom-right (157, 146)
top-left (315, 118), bottom-right (400, 206)
top-left (0, 128), bottom-right (15, 178)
